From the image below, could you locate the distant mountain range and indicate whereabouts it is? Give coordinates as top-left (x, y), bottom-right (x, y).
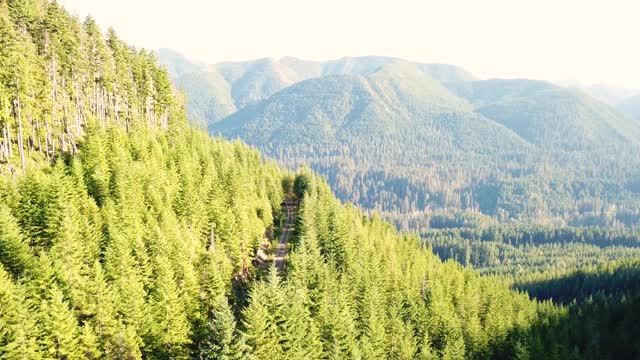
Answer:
top-left (560, 81), bottom-right (640, 122)
top-left (617, 94), bottom-right (640, 121)
top-left (157, 49), bottom-right (640, 229)
top-left (157, 49), bottom-right (477, 125)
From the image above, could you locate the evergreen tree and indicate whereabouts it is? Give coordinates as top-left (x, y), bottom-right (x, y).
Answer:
top-left (0, 266), bottom-right (40, 359)
top-left (0, 204), bottom-right (33, 278)
top-left (38, 287), bottom-right (81, 360)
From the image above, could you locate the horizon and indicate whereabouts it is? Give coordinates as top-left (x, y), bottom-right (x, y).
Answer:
top-left (156, 48), bottom-right (640, 92)
top-left (2, 3), bottom-right (640, 359)
top-left (58, 0), bottom-right (640, 90)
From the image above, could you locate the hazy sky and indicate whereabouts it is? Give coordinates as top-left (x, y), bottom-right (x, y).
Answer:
top-left (59, 0), bottom-right (640, 88)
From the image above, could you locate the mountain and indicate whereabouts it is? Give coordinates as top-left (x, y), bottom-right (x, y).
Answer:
top-left (156, 48), bottom-right (206, 78)
top-left (2, 2), bottom-right (640, 359)
top-left (558, 82), bottom-right (636, 105)
top-left (617, 94), bottom-right (640, 121)
top-left (215, 61), bottom-right (519, 151)
top-left (157, 53), bottom-right (477, 125)
top-left (447, 79), bottom-right (640, 150)
top-left (419, 63), bottom-right (477, 83)
top-left (213, 63), bottom-right (640, 228)
top-left (215, 57), bottom-right (310, 108)
top-left (174, 70), bottom-right (237, 126)
top-left (213, 61), bottom-right (538, 218)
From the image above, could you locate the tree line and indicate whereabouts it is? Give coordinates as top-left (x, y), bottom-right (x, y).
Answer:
top-left (0, 1), bottom-right (639, 359)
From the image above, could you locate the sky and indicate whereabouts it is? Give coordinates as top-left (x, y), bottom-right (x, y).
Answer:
top-left (59, 0), bottom-right (640, 88)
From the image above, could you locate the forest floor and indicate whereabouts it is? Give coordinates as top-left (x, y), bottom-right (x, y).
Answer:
top-left (275, 198), bottom-right (295, 272)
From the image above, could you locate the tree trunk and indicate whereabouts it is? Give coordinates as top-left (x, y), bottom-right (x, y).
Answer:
top-left (7, 121), bottom-right (12, 157)
top-left (15, 96), bottom-right (26, 171)
top-left (1, 125), bottom-right (7, 162)
top-left (51, 55), bottom-right (57, 136)
top-left (44, 124), bottom-right (50, 161)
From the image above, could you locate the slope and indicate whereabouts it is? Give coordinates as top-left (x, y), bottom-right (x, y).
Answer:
top-left (158, 52), bottom-right (477, 125)
top-left (175, 70), bottom-right (237, 126)
top-left (156, 47), bottom-right (206, 78)
top-left (213, 61), bottom-right (533, 214)
top-left (447, 79), bottom-right (640, 151)
top-left (213, 65), bottom-right (640, 227)
top-left (1, 2), bottom-right (639, 359)
top-left (617, 94), bottom-right (640, 121)
top-left (214, 61), bottom-right (521, 151)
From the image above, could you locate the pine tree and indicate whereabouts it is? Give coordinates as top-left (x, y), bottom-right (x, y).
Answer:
top-left (146, 254), bottom-right (190, 359)
top-left (84, 261), bottom-right (118, 354)
top-left (38, 287), bottom-right (81, 360)
top-left (441, 336), bottom-right (466, 360)
top-left (198, 298), bottom-right (249, 360)
top-left (0, 266), bottom-right (40, 359)
top-left (79, 324), bottom-right (101, 359)
top-left (415, 330), bottom-right (439, 360)
top-left (243, 267), bottom-right (285, 360)
top-left (281, 288), bottom-right (322, 360)
top-left (387, 302), bottom-right (417, 360)
top-left (0, 204), bottom-right (34, 278)
top-left (109, 325), bottom-right (142, 360)
top-left (316, 276), bottom-right (361, 360)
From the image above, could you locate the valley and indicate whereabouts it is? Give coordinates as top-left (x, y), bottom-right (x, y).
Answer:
top-left (159, 51), bottom-right (640, 231)
top-left (0, 1), bottom-right (639, 359)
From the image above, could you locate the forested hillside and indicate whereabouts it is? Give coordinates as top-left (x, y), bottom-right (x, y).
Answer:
top-left (160, 50), bottom-right (640, 232)
top-left (155, 51), bottom-right (476, 126)
top-left (209, 62), bottom-right (640, 230)
top-left (446, 79), bottom-right (640, 150)
top-left (617, 94), bottom-right (640, 121)
top-left (1, 1), bottom-right (640, 359)
top-left (0, 0), bottom-right (181, 173)
top-left (157, 51), bottom-right (640, 232)
top-left (424, 225), bottom-right (640, 277)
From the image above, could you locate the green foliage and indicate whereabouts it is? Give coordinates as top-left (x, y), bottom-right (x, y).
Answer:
top-left (424, 225), bottom-right (640, 277)
top-left (202, 58), bottom-right (640, 231)
top-left (293, 170), bottom-right (312, 200)
top-left (0, 122), bottom-right (285, 358)
top-left (0, 205), bottom-right (33, 277)
top-left (0, 2), bottom-right (639, 359)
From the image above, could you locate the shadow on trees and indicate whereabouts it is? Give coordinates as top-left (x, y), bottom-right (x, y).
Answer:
top-left (505, 262), bottom-right (640, 359)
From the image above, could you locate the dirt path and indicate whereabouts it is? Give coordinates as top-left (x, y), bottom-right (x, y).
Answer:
top-left (274, 199), bottom-right (294, 272)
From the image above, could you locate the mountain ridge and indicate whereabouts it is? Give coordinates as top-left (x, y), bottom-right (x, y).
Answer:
top-left (156, 50), bottom-right (479, 124)
top-left (162, 49), bottom-right (640, 229)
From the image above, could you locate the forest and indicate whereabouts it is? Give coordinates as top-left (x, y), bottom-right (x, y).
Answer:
top-left (0, 1), bottom-right (639, 359)
top-left (206, 62), bottom-right (640, 232)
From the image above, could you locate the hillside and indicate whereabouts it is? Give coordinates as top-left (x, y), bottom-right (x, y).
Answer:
top-left (212, 61), bottom-right (640, 228)
top-left (215, 61), bottom-right (526, 152)
top-left (158, 53), bottom-right (477, 125)
top-left (2, 1), bottom-right (640, 359)
top-left (174, 70), bottom-right (237, 126)
top-left (617, 94), bottom-right (640, 121)
top-left (156, 48), bottom-right (206, 78)
top-left (212, 62), bottom-right (538, 217)
top-left (565, 83), bottom-right (638, 106)
top-left (447, 79), bottom-right (640, 150)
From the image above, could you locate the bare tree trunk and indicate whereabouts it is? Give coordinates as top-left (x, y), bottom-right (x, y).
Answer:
top-left (35, 119), bottom-right (42, 152)
top-left (115, 93), bottom-right (120, 125)
top-left (28, 116), bottom-right (34, 154)
top-left (51, 55), bottom-right (57, 136)
top-left (62, 96), bottom-right (69, 153)
top-left (15, 96), bottom-right (26, 171)
top-left (2, 124), bottom-right (9, 162)
top-left (7, 122), bottom-right (12, 157)
top-left (0, 132), bottom-right (5, 163)
top-left (44, 124), bottom-right (50, 161)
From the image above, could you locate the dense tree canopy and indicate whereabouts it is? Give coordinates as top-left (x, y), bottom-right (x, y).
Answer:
top-left (0, 1), bottom-right (639, 359)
